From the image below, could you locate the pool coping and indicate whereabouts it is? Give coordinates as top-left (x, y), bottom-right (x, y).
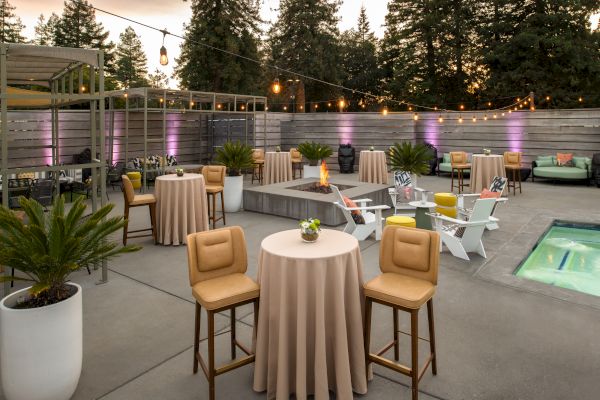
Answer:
top-left (474, 210), bottom-right (600, 310)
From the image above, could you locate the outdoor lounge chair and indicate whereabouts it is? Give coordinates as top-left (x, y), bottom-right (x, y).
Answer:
top-left (428, 197), bottom-right (496, 261)
top-left (457, 176), bottom-right (507, 231)
top-left (331, 184), bottom-right (390, 241)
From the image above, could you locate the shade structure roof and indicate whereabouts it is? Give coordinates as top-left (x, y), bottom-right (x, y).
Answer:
top-left (106, 87), bottom-right (267, 105)
top-left (4, 86), bottom-right (51, 108)
top-left (1, 43), bottom-right (101, 86)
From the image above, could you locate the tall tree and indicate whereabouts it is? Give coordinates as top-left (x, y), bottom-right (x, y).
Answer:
top-left (148, 68), bottom-right (169, 88)
top-left (34, 13), bottom-right (59, 46)
top-left (54, 0), bottom-right (115, 73)
top-left (175, 0), bottom-right (262, 94)
top-left (340, 6), bottom-right (381, 111)
top-left (114, 27), bottom-right (148, 89)
top-left (267, 0), bottom-right (342, 104)
top-left (0, 0), bottom-right (26, 43)
top-left (483, 0), bottom-right (600, 108)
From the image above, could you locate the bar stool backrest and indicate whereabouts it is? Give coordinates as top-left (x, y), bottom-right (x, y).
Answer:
top-left (202, 165), bottom-right (226, 187)
top-left (252, 149), bottom-right (265, 162)
top-left (450, 151), bottom-right (467, 165)
top-left (379, 226), bottom-right (440, 285)
top-left (503, 151), bottom-right (522, 166)
top-left (186, 226), bottom-right (248, 285)
top-left (290, 148), bottom-right (301, 161)
top-left (121, 175), bottom-right (136, 204)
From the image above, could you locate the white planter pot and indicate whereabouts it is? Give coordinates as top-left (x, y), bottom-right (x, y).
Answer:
top-left (223, 175), bottom-right (243, 212)
top-left (303, 165), bottom-right (321, 178)
top-left (1, 282), bottom-right (82, 400)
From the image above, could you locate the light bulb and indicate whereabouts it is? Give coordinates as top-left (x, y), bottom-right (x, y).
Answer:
top-left (159, 46), bottom-right (168, 66)
top-left (413, 112), bottom-right (419, 121)
top-left (438, 115), bottom-right (443, 123)
top-left (272, 78), bottom-right (281, 94)
top-left (382, 106), bottom-right (388, 116)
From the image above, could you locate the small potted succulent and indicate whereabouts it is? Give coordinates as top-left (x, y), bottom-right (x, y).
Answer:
top-left (369, 146), bottom-right (375, 151)
top-left (483, 148), bottom-right (492, 155)
top-left (275, 145), bottom-right (281, 152)
top-left (299, 217), bottom-right (321, 243)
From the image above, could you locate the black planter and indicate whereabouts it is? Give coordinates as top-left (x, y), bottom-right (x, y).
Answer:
top-left (423, 143), bottom-right (438, 175)
top-left (593, 153), bottom-right (600, 187)
top-left (338, 144), bottom-right (355, 173)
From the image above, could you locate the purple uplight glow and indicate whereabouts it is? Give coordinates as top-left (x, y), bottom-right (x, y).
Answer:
top-left (336, 114), bottom-right (354, 144)
top-left (506, 112), bottom-right (524, 153)
top-left (422, 116), bottom-right (440, 147)
top-left (42, 116), bottom-right (53, 165)
top-left (166, 113), bottom-right (179, 157)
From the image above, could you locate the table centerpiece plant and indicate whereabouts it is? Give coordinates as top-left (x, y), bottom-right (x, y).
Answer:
top-left (175, 167), bottom-right (184, 176)
top-left (0, 195), bottom-right (140, 400)
top-left (299, 217), bottom-right (321, 243)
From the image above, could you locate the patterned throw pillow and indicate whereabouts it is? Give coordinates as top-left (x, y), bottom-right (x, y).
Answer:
top-left (480, 188), bottom-right (501, 199)
top-left (556, 153), bottom-right (573, 167)
top-left (342, 195), bottom-right (365, 224)
top-left (166, 155), bottom-right (178, 166)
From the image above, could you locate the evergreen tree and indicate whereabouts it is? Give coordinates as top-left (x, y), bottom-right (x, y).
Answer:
top-left (340, 6), bottom-right (381, 111)
top-left (148, 68), bottom-right (169, 88)
top-left (34, 13), bottom-right (59, 46)
top-left (175, 0), bottom-right (262, 94)
top-left (267, 0), bottom-right (342, 104)
top-left (0, 0), bottom-right (26, 43)
top-left (54, 0), bottom-right (115, 74)
top-left (483, 0), bottom-right (600, 108)
top-left (114, 27), bottom-right (148, 89)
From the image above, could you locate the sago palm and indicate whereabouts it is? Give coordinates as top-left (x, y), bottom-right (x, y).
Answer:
top-left (387, 141), bottom-right (435, 176)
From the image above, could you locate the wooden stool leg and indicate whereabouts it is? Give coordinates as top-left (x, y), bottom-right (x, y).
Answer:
top-left (427, 299), bottom-right (437, 375)
top-left (253, 299), bottom-right (259, 345)
top-left (220, 191), bottom-right (226, 225)
top-left (364, 297), bottom-right (373, 382)
top-left (208, 310), bottom-right (215, 400)
top-left (123, 204), bottom-right (130, 245)
top-left (211, 193), bottom-right (216, 229)
top-left (193, 302), bottom-right (201, 373)
top-left (518, 168), bottom-right (522, 193)
top-left (149, 203), bottom-right (157, 243)
top-left (206, 193), bottom-right (212, 225)
top-left (393, 307), bottom-right (399, 361)
top-left (411, 309), bottom-right (419, 400)
top-left (450, 168), bottom-right (455, 192)
top-left (230, 307), bottom-right (236, 360)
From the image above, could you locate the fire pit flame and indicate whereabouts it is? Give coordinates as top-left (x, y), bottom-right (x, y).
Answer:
top-left (320, 160), bottom-right (330, 187)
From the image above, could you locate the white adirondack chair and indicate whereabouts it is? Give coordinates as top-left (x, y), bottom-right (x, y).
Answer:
top-left (457, 176), bottom-right (508, 230)
top-left (331, 184), bottom-right (390, 241)
top-left (388, 170), bottom-right (427, 215)
top-left (428, 197), bottom-right (496, 260)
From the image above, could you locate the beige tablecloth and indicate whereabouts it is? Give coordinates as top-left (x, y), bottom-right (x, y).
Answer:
top-left (155, 173), bottom-right (208, 245)
top-left (264, 152), bottom-right (293, 185)
top-left (359, 150), bottom-right (388, 184)
top-left (253, 229), bottom-right (368, 400)
top-left (470, 154), bottom-right (506, 193)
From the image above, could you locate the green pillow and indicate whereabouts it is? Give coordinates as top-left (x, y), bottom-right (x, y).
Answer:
top-left (573, 156), bottom-right (590, 170)
top-left (443, 153), bottom-right (451, 163)
top-left (536, 156), bottom-right (555, 167)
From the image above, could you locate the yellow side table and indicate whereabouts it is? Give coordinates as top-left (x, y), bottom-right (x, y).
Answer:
top-left (434, 192), bottom-right (457, 218)
top-left (385, 215), bottom-right (416, 228)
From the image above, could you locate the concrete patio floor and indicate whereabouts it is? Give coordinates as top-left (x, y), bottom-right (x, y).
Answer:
top-left (2, 172), bottom-right (600, 400)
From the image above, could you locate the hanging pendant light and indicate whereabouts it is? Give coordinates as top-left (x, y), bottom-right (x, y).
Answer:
top-left (272, 78), bottom-right (281, 94)
top-left (159, 29), bottom-right (169, 66)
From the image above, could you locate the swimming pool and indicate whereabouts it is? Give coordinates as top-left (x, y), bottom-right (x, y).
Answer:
top-left (515, 221), bottom-right (600, 297)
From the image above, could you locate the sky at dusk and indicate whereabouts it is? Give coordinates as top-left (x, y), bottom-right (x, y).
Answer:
top-left (11, 0), bottom-right (600, 89)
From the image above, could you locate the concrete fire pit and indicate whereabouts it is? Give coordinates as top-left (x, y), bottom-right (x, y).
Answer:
top-left (243, 177), bottom-right (390, 226)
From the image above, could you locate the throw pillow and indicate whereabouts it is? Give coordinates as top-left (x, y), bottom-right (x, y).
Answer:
top-left (573, 156), bottom-right (588, 170)
top-left (480, 188), bottom-right (501, 199)
top-left (443, 153), bottom-right (451, 164)
top-left (535, 156), bottom-right (554, 167)
top-left (556, 153), bottom-right (573, 167)
top-left (342, 196), bottom-right (365, 224)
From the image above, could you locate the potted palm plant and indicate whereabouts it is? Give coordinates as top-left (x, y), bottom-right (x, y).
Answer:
top-left (387, 141), bottom-right (435, 188)
top-left (215, 141), bottom-right (254, 212)
top-left (0, 196), bottom-right (139, 400)
top-left (297, 142), bottom-right (333, 178)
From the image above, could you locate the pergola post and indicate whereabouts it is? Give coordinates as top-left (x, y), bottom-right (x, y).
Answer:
top-left (143, 88), bottom-right (148, 192)
top-left (98, 51), bottom-right (108, 284)
top-left (90, 64), bottom-right (98, 213)
top-left (1, 44), bottom-right (9, 295)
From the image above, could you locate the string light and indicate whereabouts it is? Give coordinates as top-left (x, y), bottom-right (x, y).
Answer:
top-left (493, 113), bottom-right (497, 119)
top-left (578, 97), bottom-right (583, 102)
top-left (438, 115), bottom-right (443, 123)
top-left (408, 106), bottom-right (413, 111)
top-left (413, 112), bottom-right (419, 121)
top-left (159, 98), bottom-right (163, 103)
top-left (458, 115), bottom-right (463, 123)
top-left (299, 105), bottom-right (303, 110)
top-left (338, 99), bottom-right (345, 109)
top-left (460, 104), bottom-right (465, 110)
top-left (283, 106), bottom-right (287, 111)
top-left (501, 112), bottom-right (505, 116)
top-left (484, 114), bottom-right (488, 121)
top-left (80, 85), bottom-right (86, 92)
top-left (382, 106), bottom-right (388, 116)
top-left (190, 101), bottom-right (194, 107)
top-left (546, 96), bottom-right (551, 101)
top-left (123, 92), bottom-right (128, 98)
top-left (240, 105), bottom-right (245, 110)
top-left (327, 102), bottom-right (332, 107)
top-left (487, 102), bottom-right (492, 107)
top-left (272, 78), bottom-right (281, 94)
top-left (217, 104), bottom-right (222, 109)
top-left (159, 29), bottom-right (169, 66)
top-left (472, 116), bottom-right (477, 122)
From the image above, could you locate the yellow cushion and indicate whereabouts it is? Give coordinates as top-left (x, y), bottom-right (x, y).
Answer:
top-left (192, 273), bottom-right (259, 311)
top-left (436, 206), bottom-right (457, 218)
top-left (130, 193), bottom-right (156, 206)
top-left (364, 272), bottom-right (436, 309)
top-left (386, 216), bottom-right (416, 227)
top-left (126, 172), bottom-right (142, 189)
top-left (434, 192), bottom-right (457, 207)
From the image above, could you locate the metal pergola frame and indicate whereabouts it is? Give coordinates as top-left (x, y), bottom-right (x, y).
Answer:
top-left (0, 44), bottom-right (107, 289)
top-left (105, 88), bottom-right (268, 191)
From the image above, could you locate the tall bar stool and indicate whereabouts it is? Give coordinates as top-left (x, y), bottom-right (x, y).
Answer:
top-left (364, 226), bottom-right (440, 400)
top-left (251, 149), bottom-right (264, 184)
top-left (450, 151), bottom-right (470, 194)
top-left (121, 175), bottom-right (156, 245)
top-left (504, 151), bottom-right (522, 195)
top-left (187, 226), bottom-right (260, 400)
top-left (202, 165), bottom-right (226, 229)
top-left (290, 147), bottom-right (303, 179)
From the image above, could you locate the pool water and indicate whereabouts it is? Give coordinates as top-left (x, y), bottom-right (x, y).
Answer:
top-left (515, 222), bottom-right (600, 297)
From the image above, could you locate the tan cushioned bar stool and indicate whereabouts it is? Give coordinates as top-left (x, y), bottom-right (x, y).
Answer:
top-left (504, 151), bottom-right (522, 195)
top-left (187, 226), bottom-right (260, 400)
top-left (121, 175), bottom-right (156, 245)
top-left (202, 165), bottom-right (226, 229)
top-left (364, 226), bottom-right (440, 400)
top-left (450, 151), bottom-right (470, 194)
